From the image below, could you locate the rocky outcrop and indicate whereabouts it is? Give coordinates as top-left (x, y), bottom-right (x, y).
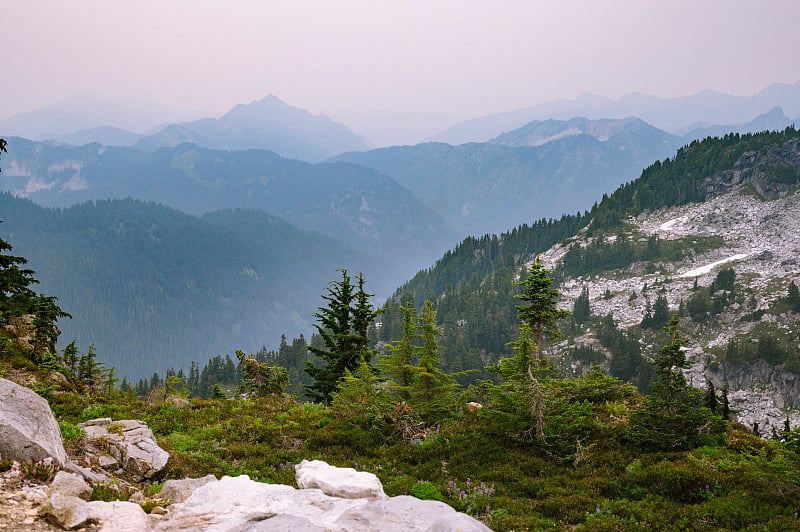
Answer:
top-left (33, 462), bottom-right (490, 531)
top-left (549, 180), bottom-right (800, 430)
top-left (37, 471), bottom-right (93, 529)
top-left (159, 470), bottom-right (491, 532)
top-left (699, 137), bottom-right (800, 200)
top-left (159, 475), bottom-right (217, 504)
top-left (78, 418), bottom-right (169, 480)
top-left (295, 459), bottom-right (386, 499)
top-left (1, 314), bottom-right (60, 356)
top-left (0, 377), bottom-right (67, 467)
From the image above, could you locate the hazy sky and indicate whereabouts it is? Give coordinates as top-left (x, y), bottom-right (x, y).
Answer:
top-left (2, 0), bottom-right (799, 123)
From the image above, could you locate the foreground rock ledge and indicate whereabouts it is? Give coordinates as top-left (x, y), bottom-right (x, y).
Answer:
top-left (160, 472), bottom-right (491, 531)
top-left (36, 461), bottom-right (490, 531)
top-left (0, 377), bottom-right (67, 467)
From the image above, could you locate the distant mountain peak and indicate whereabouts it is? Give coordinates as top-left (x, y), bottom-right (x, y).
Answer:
top-left (489, 116), bottom-right (668, 148)
top-left (135, 95), bottom-right (369, 161)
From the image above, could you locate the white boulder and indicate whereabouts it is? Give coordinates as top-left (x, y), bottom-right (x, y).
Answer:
top-left (157, 465), bottom-right (491, 531)
top-left (0, 377), bottom-right (67, 466)
top-left (87, 500), bottom-right (152, 532)
top-left (295, 459), bottom-right (385, 499)
top-left (38, 492), bottom-right (89, 530)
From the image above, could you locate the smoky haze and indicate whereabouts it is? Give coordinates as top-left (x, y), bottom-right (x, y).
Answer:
top-left (1, 0), bottom-right (799, 140)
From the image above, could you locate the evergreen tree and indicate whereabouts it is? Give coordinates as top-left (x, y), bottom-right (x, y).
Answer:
top-left (305, 270), bottom-right (380, 403)
top-left (642, 294), bottom-right (670, 329)
top-left (210, 384), bottom-right (228, 400)
top-left (515, 257), bottom-right (570, 361)
top-left (704, 379), bottom-right (720, 415)
top-left (487, 260), bottom-right (568, 441)
top-left (62, 341), bottom-right (80, 374)
top-left (786, 281), bottom-right (800, 312)
top-left (626, 316), bottom-right (728, 450)
top-left (572, 285), bottom-right (591, 324)
top-left (0, 225), bottom-right (68, 344)
top-left (410, 301), bottom-right (460, 419)
top-left (380, 304), bottom-right (418, 401)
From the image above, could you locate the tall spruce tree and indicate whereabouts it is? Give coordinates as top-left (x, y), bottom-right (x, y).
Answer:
top-left (487, 258), bottom-right (568, 441)
top-left (380, 304), bottom-right (418, 401)
top-left (305, 270), bottom-right (379, 403)
top-left (410, 300), bottom-right (461, 419)
top-left (626, 316), bottom-right (728, 450)
top-left (515, 257), bottom-right (570, 362)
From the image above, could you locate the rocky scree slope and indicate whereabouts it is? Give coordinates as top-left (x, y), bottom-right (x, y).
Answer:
top-left (545, 176), bottom-right (800, 434)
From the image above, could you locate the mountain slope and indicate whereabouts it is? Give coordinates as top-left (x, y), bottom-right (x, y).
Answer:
top-left (377, 128), bottom-right (800, 430)
top-left (333, 120), bottom-right (680, 236)
top-left (0, 195), bottom-right (384, 379)
top-left (0, 139), bottom-right (457, 280)
top-left (135, 95), bottom-right (370, 161)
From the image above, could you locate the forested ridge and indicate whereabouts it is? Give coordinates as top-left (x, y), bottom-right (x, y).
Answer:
top-left (0, 194), bottom-right (380, 379)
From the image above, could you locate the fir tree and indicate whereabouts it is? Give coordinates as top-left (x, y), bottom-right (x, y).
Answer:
top-left (572, 285), bottom-right (591, 324)
top-left (380, 304), bottom-right (418, 401)
top-left (305, 270), bottom-right (380, 403)
top-left (410, 301), bottom-right (461, 419)
top-left (515, 257), bottom-right (569, 361)
top-left (626, 316), bottom-right (728, 450)
top-left (487, 259), bottom-right (567, 441)
top-left (236, 350), bottom-right (289, 398)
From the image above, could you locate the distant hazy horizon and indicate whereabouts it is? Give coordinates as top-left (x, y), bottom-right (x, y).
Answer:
top-left (3, 0), bottom-right (799, 126)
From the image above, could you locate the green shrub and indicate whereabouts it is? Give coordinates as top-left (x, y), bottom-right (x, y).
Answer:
top-left (58, 421), bottom-right (86, 442)
top-left (410, 480), bottom-right (443, 501)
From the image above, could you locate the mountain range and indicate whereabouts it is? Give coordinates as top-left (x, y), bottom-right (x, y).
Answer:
top-left (333, 117), bottom-right (681, 236)
top-left (0, 138), bottom-right (456, 281)
top-left (1, 95), bottom-right (370, 163)
top-left (0, 93), bottom-right (206, 139)
top-left (428, 81), bottom-right (800, 144)
top-left (3, 81), bottom-right (798, 149)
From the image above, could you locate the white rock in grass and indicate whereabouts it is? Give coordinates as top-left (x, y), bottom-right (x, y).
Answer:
top-left (295, 459), bottom-right (386, 499)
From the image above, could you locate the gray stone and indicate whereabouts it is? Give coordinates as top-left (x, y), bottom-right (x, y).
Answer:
top-left (227, 514), bottom-right (326, 531)
top-left (49, 470), bottom-right (92, 501)
top-left (0, 377), bottom-right (67, 467)
top-left (158, 470), bottom-right (488, 532)
top-left (295, 459), bottom-right (385, 499)
top-left (79, 418), bottom-right (169, 480)
top-left (159, 474), bottom-right (217, 504)
top-left (65, 459), bottom-right (115, 484)
top-left (38, 492), bottom-right (89, 530)
top-left (334, 495), bottom-right (491, 532)
top-left (98, 454), bottom-right (119, 469)
top-left (87, 500), bottom-right (152, 532)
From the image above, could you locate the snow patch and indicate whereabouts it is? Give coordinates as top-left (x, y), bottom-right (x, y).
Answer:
top-left (529, 128), bottom-right (581, 146)
top-left (658, 216), bottom-right (686, 231)
top-left (25, 177), bottom-right (56, 194)
top-left (678, 253), bottom-right (750, 278)
top-left (63, 175), bottom-right (88, 191)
